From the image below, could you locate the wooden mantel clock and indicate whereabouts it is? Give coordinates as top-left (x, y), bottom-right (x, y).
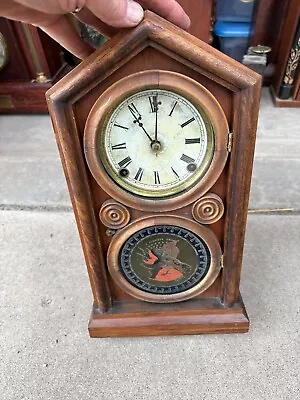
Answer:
top-left (47, 11), bottom-right (261, 337)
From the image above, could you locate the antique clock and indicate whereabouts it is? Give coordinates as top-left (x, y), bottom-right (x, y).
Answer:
top-left (47, 11), bottom-right (261, 337)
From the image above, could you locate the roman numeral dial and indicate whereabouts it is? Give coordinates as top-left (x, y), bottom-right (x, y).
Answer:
top-left (185, 138), bottom-right (201, 144)
top-left (112, 142), bottom-right (126, 150)
top-left (114, 123), bottom-right (128, 130)
top-left (180, 154), bottom-right (195, 164)
top-left (102, 88), bottom-right (213, 198)
top-left (154, 171), bottom-right (160, 184)
top-left (134, 167), bottom-right (144, 181)
top-left (169, 101), bottom-right (178, 117)
top-left (181, 117), bottom-right (195, 128)
top-left (118, 156), bottom-right (132, 168)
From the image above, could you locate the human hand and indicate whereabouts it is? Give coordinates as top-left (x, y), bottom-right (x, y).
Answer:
top-left (0, 0), bottom-right (190, 59)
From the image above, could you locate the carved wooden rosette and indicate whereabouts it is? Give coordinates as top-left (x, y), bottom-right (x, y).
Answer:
top-left (192, 193), bottom-right (224, 225)
top-left (99, 200), bottom-right (130, 229)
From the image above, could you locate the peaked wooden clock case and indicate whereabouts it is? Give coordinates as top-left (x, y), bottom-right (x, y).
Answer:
top-left (47, 11), bottom-right (261, 337)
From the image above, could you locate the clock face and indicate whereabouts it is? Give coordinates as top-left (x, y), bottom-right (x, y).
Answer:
top-left (84, 71), bottom-right (229, 211)
top-left (98, 89), bottom-right (214, 198)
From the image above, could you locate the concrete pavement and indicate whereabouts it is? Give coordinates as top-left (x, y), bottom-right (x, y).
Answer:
top-left (0, 88), bottom-right (300, 399)
top-left (0, 211), bottom-right (299, 399)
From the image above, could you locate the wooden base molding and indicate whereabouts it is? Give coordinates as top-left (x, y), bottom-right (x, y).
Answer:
top-left (89, 296), bottom-right (249, 337)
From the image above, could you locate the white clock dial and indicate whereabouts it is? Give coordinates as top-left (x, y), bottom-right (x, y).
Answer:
top-left (99, 89), bottom-right (214, 198)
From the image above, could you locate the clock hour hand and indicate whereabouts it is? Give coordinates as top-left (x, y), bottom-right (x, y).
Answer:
top-left (128, 104), bottom-right (153, 142)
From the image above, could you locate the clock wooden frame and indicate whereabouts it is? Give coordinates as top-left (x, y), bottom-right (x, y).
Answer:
top-left (47, 11), bottom-right (261, 337)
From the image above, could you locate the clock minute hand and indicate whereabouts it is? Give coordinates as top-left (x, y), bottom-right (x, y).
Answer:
top-left (128, 104), bottom-right (153, 142)
top-left (154, 95), bottom-right (158, 143)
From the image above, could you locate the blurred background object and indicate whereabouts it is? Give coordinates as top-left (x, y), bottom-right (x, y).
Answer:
top-left (214, 21), bottom-right (252, 62)
top-left (79, 23), bottom-right (106, 49)
top-left (243, 45), bottom-right (271, 76)
top-left (216, 0), bottom-right (256, 23)
top-left (0, 18), bottom-right (71, 113)
top-left (214, 0), bottom-right (255, 62)
top-left (269, 0), bottom-right (300, 107)
top-left (0, 0), bottom-right (299, 112)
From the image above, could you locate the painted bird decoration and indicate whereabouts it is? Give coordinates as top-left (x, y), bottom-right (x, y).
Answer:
top-left (142, 240), bottom-right (192, 282)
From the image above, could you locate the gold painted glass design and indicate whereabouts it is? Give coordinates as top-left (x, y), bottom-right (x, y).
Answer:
top-left (119, 225), bottom-right (211, 295)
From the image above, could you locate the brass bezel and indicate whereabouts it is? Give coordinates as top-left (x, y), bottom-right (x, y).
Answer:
top-left (98, 88), bottom-right (214, 198)
top-left (84, 70), bottom-right (229, 212)
top-left (107, 215), bottom-right (222, 303)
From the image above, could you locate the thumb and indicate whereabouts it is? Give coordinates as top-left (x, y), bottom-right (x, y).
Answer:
top-left (86, 0), bottom-right (144, 27)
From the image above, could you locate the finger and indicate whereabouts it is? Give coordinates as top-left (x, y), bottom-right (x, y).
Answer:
top-left (0, 2), bottom-right (92, 59)
top-left (75, 8), bottom-right (118, 38)
top-left (85, 0), bottom-right (144, 27)
top-left (138, 0), bottom-right (190, 29)
top-left (40, 15), bottom-right (94, 59)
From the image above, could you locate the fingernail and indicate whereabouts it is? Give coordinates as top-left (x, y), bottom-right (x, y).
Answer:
top-left (126, 1), bottom-right (144, 24)
top-left (183, 14), bottom-right (191, 30)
